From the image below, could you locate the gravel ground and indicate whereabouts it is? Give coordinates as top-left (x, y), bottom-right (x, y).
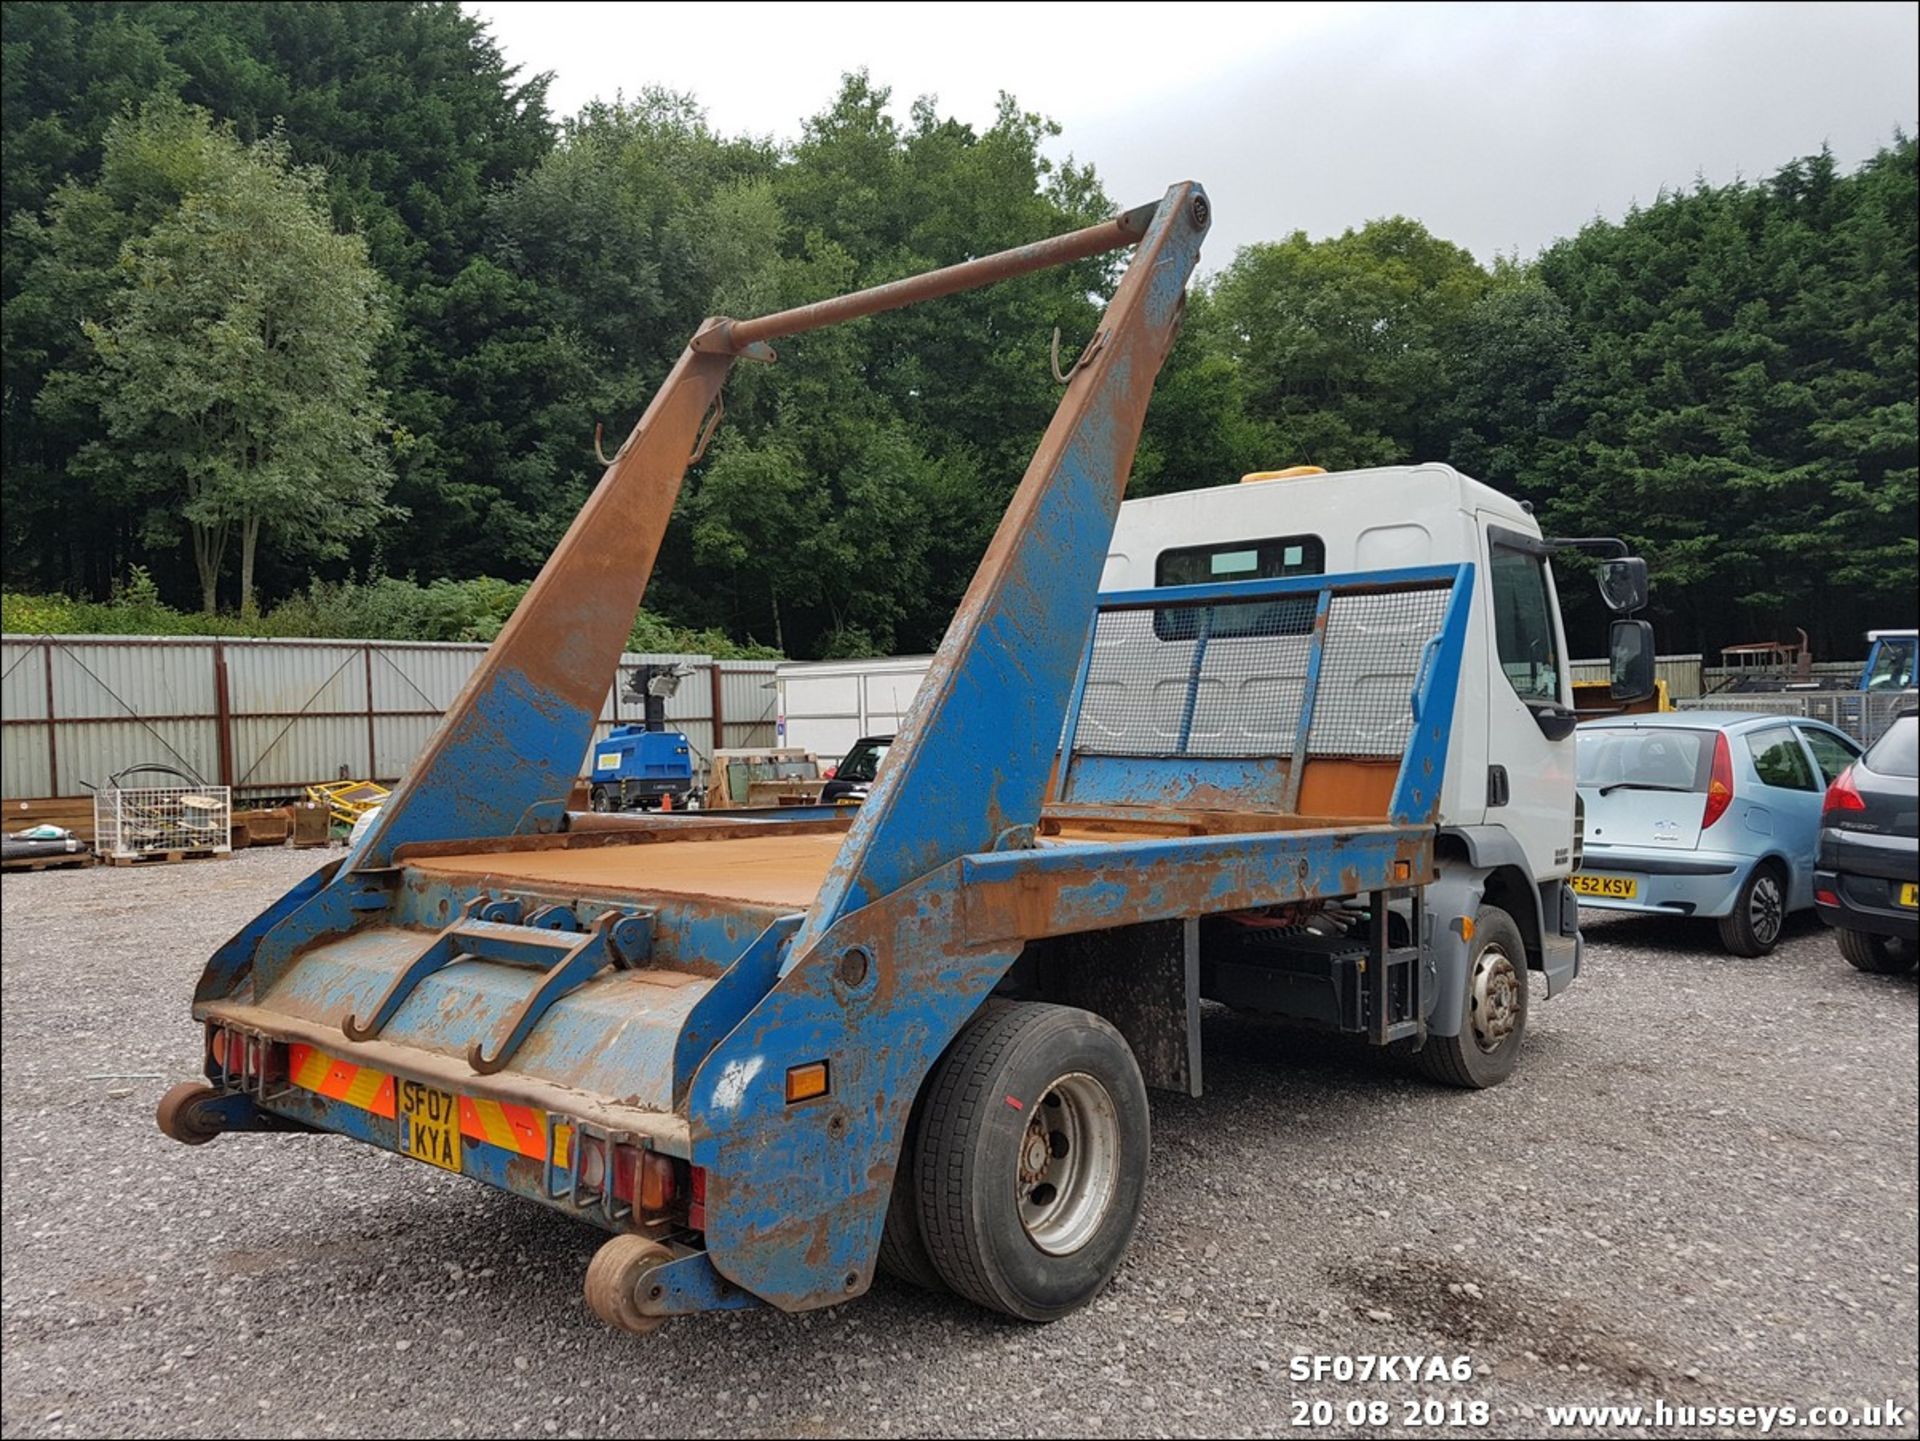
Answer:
top-left (3, 848), bottom-right (1915, 1439)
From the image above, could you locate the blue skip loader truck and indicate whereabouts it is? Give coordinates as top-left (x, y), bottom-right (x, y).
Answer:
top-left (157, 183), bottom-right (1654, 1331)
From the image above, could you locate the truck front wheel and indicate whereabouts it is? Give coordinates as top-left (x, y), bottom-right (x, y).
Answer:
top-left (1418, 906), bottom-right (1529, 1089)
top-left (913, 1001), bottom-right (1149, 1321)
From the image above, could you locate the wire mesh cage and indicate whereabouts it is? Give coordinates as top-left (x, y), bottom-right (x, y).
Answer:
top-left (1069, 584), bottom-right (1453, 761)
top-left (93, 786), bottom-right (232, 861)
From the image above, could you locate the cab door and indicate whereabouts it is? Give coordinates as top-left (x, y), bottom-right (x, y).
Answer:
top-left (1479, 521), bottom-right (1577, 879)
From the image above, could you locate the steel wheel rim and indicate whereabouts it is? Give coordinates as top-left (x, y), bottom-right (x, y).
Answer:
top-left (1469, 945), bottom-right (1521, 1054)
top-left (1750, 873), bottom-right (1783, 945)
top-left (1017, 1072), bottom-right (1120, 1256)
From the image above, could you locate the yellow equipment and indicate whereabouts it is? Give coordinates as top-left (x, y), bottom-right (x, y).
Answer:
top-left (304, 779), bottom-right (391, 827)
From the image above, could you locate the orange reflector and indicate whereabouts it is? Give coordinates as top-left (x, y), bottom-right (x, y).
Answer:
top-left (786, 1061), bottom-right (829, 1103)
top-left (1393, 859), bottom-right (1412, 881)
top-left (1459, 915), bottom-right (1476, 942)
top-left (638, 1151), bottom-right (678, 1214)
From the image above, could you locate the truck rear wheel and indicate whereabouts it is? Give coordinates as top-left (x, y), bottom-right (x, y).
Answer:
top-left (913, 1000), bottom-right (1149, 1321)
top-left (1417, 906), bottom-right (1529, 1090)
top-left (876, 1100), bottom-right (947, 1292)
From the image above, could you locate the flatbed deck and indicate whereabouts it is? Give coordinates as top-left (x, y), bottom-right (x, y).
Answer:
top-left (414, 831), bottom-right (844, 910)
top-left (404, 806), bottom-right (1420, 916)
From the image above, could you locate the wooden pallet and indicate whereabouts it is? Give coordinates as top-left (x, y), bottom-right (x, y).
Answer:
top-left (2, 796), bottom-right (97, 844)
top-left (0, 852), bottom-right (96, 874)
top-left (103, 848), bottom-right (233, 867)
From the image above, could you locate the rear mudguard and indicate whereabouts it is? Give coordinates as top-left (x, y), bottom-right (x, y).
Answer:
top-left (690, 857), bottom-right (1018, 1311)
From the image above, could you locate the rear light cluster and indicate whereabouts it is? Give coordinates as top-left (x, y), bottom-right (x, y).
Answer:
top-left (569, 1134), bottom-right (696, 1225)
top-left (1823, 765), bottom-right (1867, 817)
top-left (1702, 732), bottom-right (1735, 830)
top-left (209, 1025), bottom-right (286, 1087)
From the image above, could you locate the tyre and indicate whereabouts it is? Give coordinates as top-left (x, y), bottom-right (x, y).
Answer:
top-left (1717, 862), bottom-right (1787, 957)
top-left (913, 1000), bottom-right (1149, 1321)
top-left (1838, 928), bottom-right (1919, 975)
top-left (876, 1098), bottom-right (947, 1292)
top-left (590, 785), bottom-right (615, 813)
top-left (1417, 906), bottom-right (1529, 1090)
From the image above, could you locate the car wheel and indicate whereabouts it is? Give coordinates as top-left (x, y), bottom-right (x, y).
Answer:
top-left (1717, 862), bottom-right (1787, 957)
top-left (1837, 928), bottom-right (1919, 975)
top-left (1416, 906), bottom-right (1529, 1089)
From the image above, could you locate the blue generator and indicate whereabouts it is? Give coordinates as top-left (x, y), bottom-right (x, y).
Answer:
top-left (587, 664), bottom-right (698, 811)
top-left (589, 725), bottom-right (694, 811)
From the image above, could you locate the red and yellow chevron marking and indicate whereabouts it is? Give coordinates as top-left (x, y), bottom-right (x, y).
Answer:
top-left (460, 1096), bottom-right (569, 1166)
top-left (290, 1042), bottom-right (395, 1118)
top-left (288, 1043), bottom-right (568, 1164)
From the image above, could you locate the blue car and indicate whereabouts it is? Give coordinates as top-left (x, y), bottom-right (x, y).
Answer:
top-left (1573, 713), bottom-right (1864, 955)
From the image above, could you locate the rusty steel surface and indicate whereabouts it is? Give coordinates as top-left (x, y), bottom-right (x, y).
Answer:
top-left (699, 201), bottom-right (1159, 355)
top-left (415, 831), bottom-right (844, 910)
top-left (791, 184), bottom-right (1211, 959)
top-left (350, 344), bottom-right (737, 868)
top-left (197, 1000), bottom-right (693, 1150)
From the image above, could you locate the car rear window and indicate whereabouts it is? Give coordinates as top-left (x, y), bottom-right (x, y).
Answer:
top-left (836, 738), bottom-right (891, 783)
top-left (1864, 715), bottom-right (1919, 778)
top-left (1576, 727), bottom-right (1711, 791)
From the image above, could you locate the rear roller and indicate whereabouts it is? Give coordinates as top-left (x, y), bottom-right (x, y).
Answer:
top-left (155, 1082), bottom-right (227, 1146)
top-left (584, 1235), bottom-right (676, 1335)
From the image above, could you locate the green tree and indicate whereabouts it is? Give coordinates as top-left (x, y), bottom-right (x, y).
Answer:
top-left (667, 75), bottom-right (1114, 656)
top-left (80, 106), bottom-right (392, 613)
top-left (1, 0), bottom-right (550, 602)
top-left (1531, 139), bottom-right (1918, 655)
top-left (1210, 217), bottom-right (1490, 471)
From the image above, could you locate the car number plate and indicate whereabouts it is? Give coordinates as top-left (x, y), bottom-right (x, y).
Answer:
top-left (1900, 882), bottom-right (1918, 909)
top-left (1570, 872), bottom-right (1637, 899)
top-left (398, 1079), bottom-right (462, 1173)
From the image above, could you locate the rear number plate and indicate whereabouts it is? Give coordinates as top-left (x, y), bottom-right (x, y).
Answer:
top-left (1571, 873), bottom-right (1637, 899)
top-left (1900, 882), bottom-right (1917, 909)
top-left (398, 1080), bottom-right (462, 1173)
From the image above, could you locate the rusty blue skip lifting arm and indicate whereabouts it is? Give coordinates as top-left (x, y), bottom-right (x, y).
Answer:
top-left (191, 187), bottom-right (1201, 1006)
top-left (343, 194), bottom-right (1182, 874)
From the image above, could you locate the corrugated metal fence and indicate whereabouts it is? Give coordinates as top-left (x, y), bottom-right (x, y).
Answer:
top-left (0, 634), bottom-right (778, 802)
top-left (1568, 652), bottom-right (1704, 699)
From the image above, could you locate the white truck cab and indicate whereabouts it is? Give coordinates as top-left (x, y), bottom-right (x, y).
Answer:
top-left (1103, 462), bottom-right (1647, 1021)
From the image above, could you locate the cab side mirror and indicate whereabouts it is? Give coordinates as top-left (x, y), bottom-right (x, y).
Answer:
top-left (1598, 557), bottom-right (1648, 612)
top-left (1610, 618), bottom-right (1656, 703)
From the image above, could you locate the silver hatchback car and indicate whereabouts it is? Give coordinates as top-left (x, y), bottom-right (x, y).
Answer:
top-left (1574, 713), bottom-right (1864, 955)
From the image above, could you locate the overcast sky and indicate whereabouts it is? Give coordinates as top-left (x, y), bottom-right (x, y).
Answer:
top-left (469, 1), bottom-right (1917, 266)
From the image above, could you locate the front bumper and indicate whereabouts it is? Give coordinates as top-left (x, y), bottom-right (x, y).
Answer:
top-left (1573, 845), bottom-right (1748, 920)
